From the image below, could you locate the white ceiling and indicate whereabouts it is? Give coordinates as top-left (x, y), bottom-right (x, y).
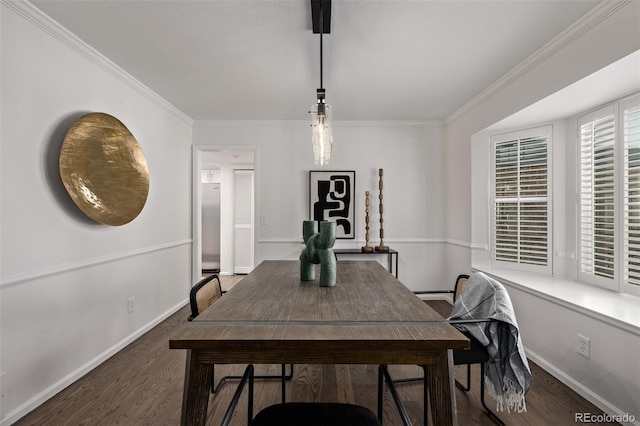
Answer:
top-left (31, 0), bottom-right (602, 122)
top-left (202, 149), bottom-right (255, 169)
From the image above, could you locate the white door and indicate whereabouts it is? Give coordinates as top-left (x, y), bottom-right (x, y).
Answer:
top-left (233, 169), bottom-right (254, 274)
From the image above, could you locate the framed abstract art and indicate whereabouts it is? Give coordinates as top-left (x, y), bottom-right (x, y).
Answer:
top-left (309, 170), bottom-right (355, 239)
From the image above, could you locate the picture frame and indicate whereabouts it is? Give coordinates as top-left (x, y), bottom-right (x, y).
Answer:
top-left (309, 170), bottom-right (356, 239)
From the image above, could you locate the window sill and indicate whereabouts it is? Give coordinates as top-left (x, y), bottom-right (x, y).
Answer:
top-left (472, 266), bottom-right (640, 336)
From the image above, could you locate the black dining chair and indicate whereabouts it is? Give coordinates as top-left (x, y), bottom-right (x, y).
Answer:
top-left (386, 274), bottom-right (506, 426)
top-left (221, 364), bottom-right (386, 426)
top-left (188, 274), bottom-right (294, 398)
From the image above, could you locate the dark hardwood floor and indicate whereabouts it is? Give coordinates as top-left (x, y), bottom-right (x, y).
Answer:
top-left (14, 296), bottom-right (614, 425)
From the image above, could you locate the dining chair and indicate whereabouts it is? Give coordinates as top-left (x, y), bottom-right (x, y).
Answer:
top-left (188, 274), bottom-right (223, 322)
top-left (221, 364), bottom-right (385, 426)
top-left (187, 274), bottom-right (294, 398)
top-left (410, 274), bottom-right (475, 390)
top-left (386, 273), bottom-right (510, 426)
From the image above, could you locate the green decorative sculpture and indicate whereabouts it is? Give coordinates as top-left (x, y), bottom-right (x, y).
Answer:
top-left (300, 220), bottom-right (337, 287)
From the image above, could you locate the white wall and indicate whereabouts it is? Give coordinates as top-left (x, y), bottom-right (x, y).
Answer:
top-left (193, 120), bottom-right (449, 291)
top-left (509, 284), bottom-right (640, 422)
top-left (0, 3), bottom-right (193, 424)
top-left (446, 1), bottom-right (640, 422)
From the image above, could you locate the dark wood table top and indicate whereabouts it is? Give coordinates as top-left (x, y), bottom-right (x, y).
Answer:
top-left (170, 261), bottom-right (468, 363)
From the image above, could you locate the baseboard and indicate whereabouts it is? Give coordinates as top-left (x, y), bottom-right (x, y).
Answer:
top-left (525, 349), bottom-right (639, 426)
top-left (0, 299), bottom-right (188, 426)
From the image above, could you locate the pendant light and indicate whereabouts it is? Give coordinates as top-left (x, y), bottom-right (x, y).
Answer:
top-left (310, 0), bottom-right (332, 166)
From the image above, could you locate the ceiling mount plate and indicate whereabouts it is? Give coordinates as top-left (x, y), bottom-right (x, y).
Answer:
top-left (311, 0), bottom-right (331, 34)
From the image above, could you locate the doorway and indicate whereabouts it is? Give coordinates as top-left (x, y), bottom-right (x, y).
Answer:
top-left (201, 170), bottom-right (221, 273)
top-left (193, 147), bottom-right (257, 281)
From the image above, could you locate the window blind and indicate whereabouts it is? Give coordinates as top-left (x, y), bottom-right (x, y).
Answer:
top-left (624, 104), bottom-right (640, 286)
top-left (494, 134), bottom-right (548, 267)
top-left (580, 114), bottom-right (615, 280)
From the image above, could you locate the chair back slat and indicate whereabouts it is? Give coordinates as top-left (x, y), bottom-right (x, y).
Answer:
top-left (453, 274), bottom-right (470, 302)
top-left (188, 275), bottom-right (222, 320)
top-left (196, 279), bottom-right (222, 313)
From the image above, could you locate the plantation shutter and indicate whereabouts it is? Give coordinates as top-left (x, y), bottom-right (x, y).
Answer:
top-left (624, 100), bottom-right (640, 287)
top-left (493, 129), bottom-right (549, 270)
top-left (579, 112), bottom-right (615, 281)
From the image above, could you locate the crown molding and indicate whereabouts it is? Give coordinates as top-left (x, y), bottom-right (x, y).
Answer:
top-left (193, 119), bottom-right (443, 127)
top-left (445, 0), bottom-right (633, 125)
top-left (333, 120), bottom-right (444, 127)
top-left (3, 0), bottom-right (194, 126)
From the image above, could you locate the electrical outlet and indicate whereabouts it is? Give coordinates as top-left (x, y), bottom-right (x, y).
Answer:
top-left (127, 297), bottom-right (135, 313)
top-left (577, 334), bottom-right (590, 359)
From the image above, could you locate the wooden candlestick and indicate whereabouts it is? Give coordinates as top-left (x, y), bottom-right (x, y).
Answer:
top-left (375, 168), bottom-right (389, 252)
top-left (362, 191), bottom-right (374, 252)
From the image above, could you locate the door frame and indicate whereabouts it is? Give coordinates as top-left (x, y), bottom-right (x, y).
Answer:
top-left (192, 145), bottom-right (259, 283)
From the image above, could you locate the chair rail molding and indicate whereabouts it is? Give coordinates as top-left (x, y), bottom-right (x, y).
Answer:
top-left (0, 239), bottom-right (192, 289)
top-left (260, 237), bottom-right (446, 245)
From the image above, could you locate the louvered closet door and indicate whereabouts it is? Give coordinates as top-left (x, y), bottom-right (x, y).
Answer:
top-left (233, 170), bottom-right (255, 274)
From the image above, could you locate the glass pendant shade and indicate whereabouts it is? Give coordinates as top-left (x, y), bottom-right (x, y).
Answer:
top-left (310, 102), bottom-right (333, 166)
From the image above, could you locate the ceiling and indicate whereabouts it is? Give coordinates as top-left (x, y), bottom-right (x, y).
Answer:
top-left (32, 0), bottom-right (602, 122)
top-left (202, 149), bottom-right (255, 169)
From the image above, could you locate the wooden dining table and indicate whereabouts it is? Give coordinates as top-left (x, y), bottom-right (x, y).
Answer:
top-left (170, 260), bottom-right (469, 425)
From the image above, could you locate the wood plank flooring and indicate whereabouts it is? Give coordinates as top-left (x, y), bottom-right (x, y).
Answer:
top-left (14, 283), bottom-right (615, 425)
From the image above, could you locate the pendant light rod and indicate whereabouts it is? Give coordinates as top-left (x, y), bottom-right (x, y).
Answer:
top-left (311, 0), bottom-right (331, 90)
top-left (319, 18), bottom-right (323, 89)
top-left (310, 0), bottom-right (333, 167)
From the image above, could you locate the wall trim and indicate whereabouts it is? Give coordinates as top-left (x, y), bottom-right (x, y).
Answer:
top-left (0, 298), bottom-right (188, 426)
top-left (477, 267), bottom-right (640, 336)
top-left (259, 237), bottom-right (447, 245)
top-left (525, 349), bottom-right (639, 426)
top-left (0, 239), bottom-right (192, 289)
top-left (2, 0), bottom-right (193, 126)
top-left (259, 238), bottom-right (479, 246)
top-left (445, 0), bottom-right (632, 125)
top-left (470, 243), bottom-right (489, 251)
top-left (444, 239), bottom-right (473, 249)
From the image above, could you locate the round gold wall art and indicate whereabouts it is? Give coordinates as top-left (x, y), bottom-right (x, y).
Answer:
top-left (59, 112), bottom-right (150, 226)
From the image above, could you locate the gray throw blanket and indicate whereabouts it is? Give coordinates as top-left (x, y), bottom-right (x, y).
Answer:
top-left (448, 272), bottom-right (533, 412)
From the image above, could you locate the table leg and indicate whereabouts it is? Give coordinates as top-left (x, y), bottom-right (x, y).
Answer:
top-left (425, 350), bottom-right (457, 425)
top-left (395, 253), bottom-right (398, 278)
top-left (181, 350), bottom-right (214, 426)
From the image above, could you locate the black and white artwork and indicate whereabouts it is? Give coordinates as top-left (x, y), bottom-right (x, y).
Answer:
top-left (309, 171), bottom-right (355, 239)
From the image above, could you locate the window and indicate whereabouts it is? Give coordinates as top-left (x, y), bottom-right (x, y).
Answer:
top-left (491, 126), bottom-right (551, 274)
top-left (578, 93), bottom-right (640, 293)
top-left (623, 98), bottom-right (640, 288)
